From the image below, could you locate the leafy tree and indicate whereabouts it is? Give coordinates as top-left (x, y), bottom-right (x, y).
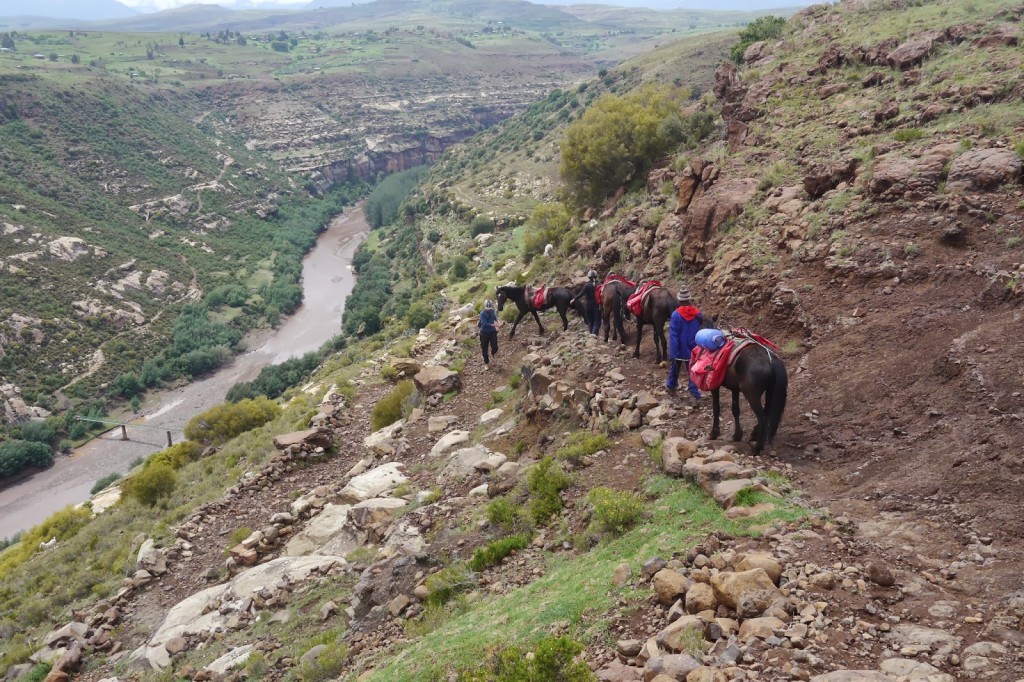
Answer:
top-left (0, 440), bottom-right (53, 478)
top-left (70, 54), bottom-right (79, 64)
top-left (364, 166), bottom-right (430, 228)
top-left (1, 33), bottom-right (15, 50)
top-left (730, 15), bottom-right (787, 63)
top-left (16, 420), bottom-right (56, 445)
top-left (404, 300), bottom-right (433, 330)
top-left (122, 463), bottom-right (176, 506)
top-left (470, 216), bottom-right (495, 236)
top-left (271, 41), bottom-right (290, 52)
top-left (178, 36), bottom-right (185, 47)
top-left (449, 255), bottom-right (470, 281)
top-left (559, 85), bottom-right (686, 209)
top-left (114, 372), bottom-right (144, 398)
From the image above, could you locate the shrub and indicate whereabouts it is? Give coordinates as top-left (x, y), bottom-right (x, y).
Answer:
top-left (588, 487), bottom-right (644, 535)
top-left (522, 202), bottom-right (570, 262)
top-left (90, 473), bottom-right (121, 495)
top-left (297, 645), bottom-right (348, 682)
top-left (145, 440), bottom-right (201, 470)
top-left (554, 432), bottom-right (611, 465)
top-left (370, 380), bottom-right (416, 431)
top-left (468, 533), bottom-right (532, 571)
top-left (449, 255), bottom-right (470, 281)
top-left (458, 636), bottom-right (594, 681)
top-left (425, 562), bottom-right (474, 606)
top-left (486, 497), bottom-right (529, 533)
top-left (893, 128), bottom-right (925, 142)
top-left (121, 462), bottom-right (177, 506)
top-left (0, 439), bottom-right (54, 479)
top-left (560, 84), bottom-right (687, 208)
top-left (527, 457), bottom-right (572, 526)
top-left (183, 397), bottom-right (281, 445)
top-left (16, 420), bottom-right (56, 445)
top-left (24, 663), bottom-right (51, 682)
top-left (730, 16), bottom-right (787, 63)
top-left (470, 216), bottom-right (495, 236)
top-left (405, 300), bottom-right (434, 330)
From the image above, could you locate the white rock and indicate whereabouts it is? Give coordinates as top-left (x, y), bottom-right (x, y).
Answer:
top-left (479, 408), bottom-right (504, 425)
top-left (283, 504), bottom-right (353, 557)
top-left (205, 645), bottom-right (255, 674)
top-left (337, 463), bottom-right (408, 504)
top-left (430, 430), bottom-right (470, 457)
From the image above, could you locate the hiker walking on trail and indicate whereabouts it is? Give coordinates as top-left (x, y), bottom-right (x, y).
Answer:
top-left (666, 286), bottom-right (704, 399)
top-left (479, 299), bottom-right (499, 369)
top-left (581, 269), bottom-right (602, 335)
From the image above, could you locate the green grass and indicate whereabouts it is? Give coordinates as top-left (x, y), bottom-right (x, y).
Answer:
top-left (361, 477), bottom-right (808, 681)
top-left (553, 432), bottom-right (612, 465)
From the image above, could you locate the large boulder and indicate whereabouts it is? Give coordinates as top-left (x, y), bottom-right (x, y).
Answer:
top-left (710, 568), bottom-right (778, 611)
top-left (652, 568), bottom-right (688, 605)
top-left (388, 357), bottom-right (421, 378)
top-left (946, 148), bottom-right (1023, 192)
top-left (430, 430), bottom-right (470, 457)
top-left (886, 37), bottom-right (935, 69)
top-left (273, 427), bottom-right (333, 451)
top-left (414, 366), bottom-right (461, 395)
top-left (136, 539), bottom-right (167, 576)
top-left (734, 552), bottom-right (782, 585)
top-left (364, 421), bottom-right (405, 457)
top-left (337, 463), bottom-right (408, 504)
top-left (661, 437), bottom-right (697, 476)
top-left (283, 504), bottom-right (353, 557)
top-left (130, 555), bottom-right (343, 669)
top-left (868, 145), bottom-right (959, 200)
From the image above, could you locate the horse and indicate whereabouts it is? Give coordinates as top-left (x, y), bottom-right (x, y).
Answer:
top-left (709, 336), bottom-right (788, 456)
top-left (599, 279), bottom-right (636, 344)
top-left (632, 285), bottom-right (676, 363)
top-left (495, 284), bottom-right (579, 338)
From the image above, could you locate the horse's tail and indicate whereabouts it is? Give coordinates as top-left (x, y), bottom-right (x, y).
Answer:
top-left (766, 357), bottom-right (788, 443)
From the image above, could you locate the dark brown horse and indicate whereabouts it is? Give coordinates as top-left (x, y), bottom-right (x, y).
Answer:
top-left (632, 286), bottom-right (676, 363)
top-left (495, 285), bottom-right (579, 338)
top-left (710, 341), bottom-right (788, 456)
top-left (599, 279), bottom-right (636, 344)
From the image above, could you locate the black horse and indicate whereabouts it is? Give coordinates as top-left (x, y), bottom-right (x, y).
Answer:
top-left (709, 337), bottom-right (788, 456)
top-left (632, 285), bottom-right (677, 364)
top-left (495, 284), bottom-right (580, 338)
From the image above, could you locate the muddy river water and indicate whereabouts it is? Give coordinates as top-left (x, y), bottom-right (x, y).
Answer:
top-left (0, 206), bottom-right (368, 538)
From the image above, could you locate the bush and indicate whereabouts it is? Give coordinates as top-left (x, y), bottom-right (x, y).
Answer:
top-left (587, 487), bottom-right (644, 535)
top-left (405, 300), bottom-right (434, 330)
top-left (449, 255), bottom-right (470, 281)
top-left (227, 351), bottom-right (322, 402)
top-left (486, 497), bottom-right (528, 533)
top-left (298, 645), bottom-right (348, 682)
top-left (425, 562), bottom-right (474, 606)
top-left (370, 380), bottom-right (416, 431)
top-left (527, 457), bottom-right (572, 526)
top-left (554, 432), bottom-right (611, 465)
top-left (121, 462), bottom-right (177, 506)
top-left (24, 663), bottom-right (51, 682)
top-left (560, 85), bottom-right (686, 209)
top-left (468, 533), bottom-right (532, 571)
top-left (145, 440), bottom-right (201, 470)
top-left (184, 398), bottom-right (281, 445)
top-left (458, 636), bottom-right (594, 681)
top-left (522, 202), bottom-right (570, 262)
top-left (90, 472), bottom-right (121, 495)
top-left (16, 420), bottom-right (56, 445)
top-left (0, 439), bottom-right (54, 478)
top-left (470, 216), bottom-right (495, 236)
top-left (364, 165), bottom-right (430, 228)
top-left (730, 15), bottom-right (787, 63)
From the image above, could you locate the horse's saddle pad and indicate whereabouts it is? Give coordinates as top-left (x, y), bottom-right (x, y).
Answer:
top-left (626, 280), bottom-right (661, 317)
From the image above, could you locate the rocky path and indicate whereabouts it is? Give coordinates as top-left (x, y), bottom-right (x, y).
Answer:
top-left (29, 312), bottom-right (1024, 682)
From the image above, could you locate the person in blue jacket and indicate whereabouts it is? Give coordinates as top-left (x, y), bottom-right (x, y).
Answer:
top-left (479, 299), bottom-right (499, 370)
top-left (666, 286), bottom-right (704, 399)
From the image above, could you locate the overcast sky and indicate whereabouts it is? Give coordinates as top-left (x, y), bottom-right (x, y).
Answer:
top-left (118, 0), bottom-right (308, 9)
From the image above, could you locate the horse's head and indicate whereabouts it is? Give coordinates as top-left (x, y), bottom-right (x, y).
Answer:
top-left (495, 286), bottom-right (507, 311)
top-left (569, 283), bottom-right (587, 317)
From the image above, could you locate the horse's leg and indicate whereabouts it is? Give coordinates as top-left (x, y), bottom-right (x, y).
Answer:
top-left (711, 389), bottom-right (721, 440)
top-left (510, 310), bottom-right (526, 338)
top-left (603, 307), bottom-right (611, 342)
top-left (654, 320), bottom-right (666, 364)
top-left (744, 387), bottom-right (769, 455)
top-left (532, 310), bottom-right (544, 335)
top-left (633, 318), bottom-right (643, 359)
top-left (558, 303), bottom-right (568, 331)
top-left (617, 304), bottom-right (628, 345)
top-left (731, 388), bottom-right (743, 442)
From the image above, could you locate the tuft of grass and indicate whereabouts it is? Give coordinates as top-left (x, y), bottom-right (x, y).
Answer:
top-left (554, 432), bottom-right (611, 465)
top-left (486, 497), bottom-right (529, 534)
top-left (90, 473), bottom-right (121, 495)
top-left (370, 380), bottom-right (417, 431)
top-left (228, 526), bottom-right (253, 547)
top-left (468, 533), bottom-right (533, 572)
top-left (892, 128), bottom-right (925, 142)
top-left (297, 644), bottom-right (348, 682)
top-left (425, 563), bottom-right (475, 607)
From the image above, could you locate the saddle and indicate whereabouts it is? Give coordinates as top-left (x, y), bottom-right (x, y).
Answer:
top-left (531, 286), bottom-right (548, 309)
top-left (688, 328), bottom-right (780, 392)
top-left (625, 280), bottom-right (662, 317)
top-left (596, 274), bottom-right (636, 306)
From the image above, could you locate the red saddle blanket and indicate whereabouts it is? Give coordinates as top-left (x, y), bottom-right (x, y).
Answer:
top-left (688, 329), bottom-right (780, 392)
top-left (596, 274), bottom-right (636, 306)
top-left (531, 286), bottom-right (548, 309)
top-left (626, 280), bottom-right (661, 317)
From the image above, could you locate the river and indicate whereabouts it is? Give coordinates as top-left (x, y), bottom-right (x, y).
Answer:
top-left (0, 205), bottom-right (368, 539)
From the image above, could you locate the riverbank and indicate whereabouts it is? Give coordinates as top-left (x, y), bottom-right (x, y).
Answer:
top-left (0, 205), bottom-right (369, 539)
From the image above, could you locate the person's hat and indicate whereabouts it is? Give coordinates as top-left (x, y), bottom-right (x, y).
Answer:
top-left (588, 269), bottom-right (598, 279)
top-left (677, 286), bottom-right (692, 303)
top-left (484, 299), bottom-right (494, 309)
